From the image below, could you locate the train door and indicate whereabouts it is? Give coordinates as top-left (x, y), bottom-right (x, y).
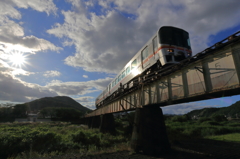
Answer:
top-left (153, 36), bottom-right (159, 60)
top-left (141, 46), bottom-right (149, 69)
top-left (148, 38), bottom-right (155, 66)
top-left (108, 84), bottom-right (111, 94)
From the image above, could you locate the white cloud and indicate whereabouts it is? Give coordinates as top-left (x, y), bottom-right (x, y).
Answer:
top-left (2, 0), bottom-right (57, 16)
top-left (0, 0), bottom-right (61, 55)
top-left (43, 70), bottom-right (61, 77)
top-left (46, 77), bottom-right (112, 96)
top-left (47, 0), bottom-right (240, 75)
top-left (74, 96), bottom-right (94, 102)
top-left (12, 68), bottom-right (34, 76)
top-left (83, 75), bottom-right (88, 78)
top-left (74, 96), bottom-right (95, 109)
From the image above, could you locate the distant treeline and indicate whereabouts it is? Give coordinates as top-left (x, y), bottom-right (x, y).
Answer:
top-left (40, 107), bottom-right (84, 121)
top-left (187, 101), bottom-right (240, 118)
top-left (0, 104), bottom-right (28, 122)
top-left (0, 103), bottom-right (84, 122)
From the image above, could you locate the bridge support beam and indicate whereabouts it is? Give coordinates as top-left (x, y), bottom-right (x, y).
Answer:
top-left (131, 106), bottom-right (170, 155)
top-left (100, 113), bottom-right (116, 134)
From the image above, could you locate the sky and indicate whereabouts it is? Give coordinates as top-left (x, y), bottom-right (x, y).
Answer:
top-left (0, 0), bottom-right (240, 114)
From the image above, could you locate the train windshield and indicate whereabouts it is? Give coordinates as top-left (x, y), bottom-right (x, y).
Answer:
top-left (159, 27), bottom-right (191, 49)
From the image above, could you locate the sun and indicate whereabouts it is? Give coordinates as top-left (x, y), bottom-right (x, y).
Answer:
top-left (9, 52), bottom-right (27, 67)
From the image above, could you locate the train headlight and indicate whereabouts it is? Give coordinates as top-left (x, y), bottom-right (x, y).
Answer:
top-left (167, 49), bottom-right (174, 53)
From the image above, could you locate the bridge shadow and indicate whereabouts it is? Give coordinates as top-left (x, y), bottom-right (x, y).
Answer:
top-left (165, 138), bottom-right (240, 159)
top-left (71, 138), bottom-right (240, 159)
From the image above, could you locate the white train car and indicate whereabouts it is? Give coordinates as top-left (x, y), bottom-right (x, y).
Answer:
top-left (96, 26), bottom-right (192, 108)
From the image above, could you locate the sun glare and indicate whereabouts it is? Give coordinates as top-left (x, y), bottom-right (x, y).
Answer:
top-left (9, 52), bottom-right (27, 67)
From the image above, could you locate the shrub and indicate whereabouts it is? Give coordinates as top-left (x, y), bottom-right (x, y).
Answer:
top-left (215, 127), bottom-right (231, 135)
top-left (201, 127), bottom-right (217, 136)
top-left (211, 114), bottom-right (227, 122)
top-left (71, 130), bottom-right (100, 148)
top-left (198, 117), bottom-right (211, 123)
top-left (200, 121), bottom-right (221, 126)
top-left (170, 115), bottom-right (190, 122)
top-left (182, 127), bottom-right (201, 137)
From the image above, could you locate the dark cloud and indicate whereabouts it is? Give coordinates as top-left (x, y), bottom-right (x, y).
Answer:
top-left (0, 66), bottom-right (58, 102)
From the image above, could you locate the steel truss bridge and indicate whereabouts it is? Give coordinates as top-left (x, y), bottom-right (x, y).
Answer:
top-left (86, 31), bottom-right (240, 117)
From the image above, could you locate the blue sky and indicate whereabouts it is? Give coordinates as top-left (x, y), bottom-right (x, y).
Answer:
top-left (0, 0), bottom-right (240, 114)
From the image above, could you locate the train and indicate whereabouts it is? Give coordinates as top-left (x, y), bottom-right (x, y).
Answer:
top-left (95, 26), bottom-right (192, 108)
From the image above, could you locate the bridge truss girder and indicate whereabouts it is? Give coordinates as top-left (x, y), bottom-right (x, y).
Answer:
top-left (86, 36), bottom-right (240, 117)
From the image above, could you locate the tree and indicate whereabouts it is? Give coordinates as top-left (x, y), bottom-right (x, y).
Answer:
top-left (40, 107), bottom-right (56, 118)
top-left (211, 114), bottom-right (227, 122)
top-left (40, 107), bottom-right (83, 120)
top-left (0, 103), bottom-right (15, 107)
top-left (12, 104), bottom-right (29, 118)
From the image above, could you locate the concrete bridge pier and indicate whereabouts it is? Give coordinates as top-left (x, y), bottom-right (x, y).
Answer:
top-left (91, 115), bottom-right (101, 128)
top-left (99, 113), bottom-right (116, 135)
top-left (131, 106), bottom-right (170, 155)
top-left (87, 117), bottom-right (92, 128)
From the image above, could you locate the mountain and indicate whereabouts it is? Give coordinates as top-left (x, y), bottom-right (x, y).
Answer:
top-left (187, 101), bottom-right (240, 118)
top-left (25, 96), bottom-right (91, 113)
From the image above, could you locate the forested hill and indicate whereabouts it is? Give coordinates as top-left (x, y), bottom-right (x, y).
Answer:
top-left (187, 101), bottom-right (240, 118)
top-left (25, 96), bottom-right (91, 113)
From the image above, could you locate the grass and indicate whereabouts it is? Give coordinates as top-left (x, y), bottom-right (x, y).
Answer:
top-left (2, 116), bottom-right (240, 158)
top-left (0, 122), bottom-right (129, 159)
top-left (205, 133), bottom-right (240, 142)
top-left (165, 115), bottom-right (240, 143)
top-left (9, 142), bottom-right (130, 159)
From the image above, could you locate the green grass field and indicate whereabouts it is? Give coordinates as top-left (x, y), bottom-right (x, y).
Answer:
top-left (1, 115), bottom-right (240, 158)
top-left (165, 115), bottom-right (240, 143)
top-left (205, 133), bottom-right (240, 142)
top-left (0, 122), bottom-right (128, 159)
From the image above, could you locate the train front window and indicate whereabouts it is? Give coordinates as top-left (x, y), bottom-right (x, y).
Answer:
top-left (159, 27), bottom-right (191, 49)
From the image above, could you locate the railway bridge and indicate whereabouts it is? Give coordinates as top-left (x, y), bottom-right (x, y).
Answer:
top-left (83, 31), bottom-right (240, 155)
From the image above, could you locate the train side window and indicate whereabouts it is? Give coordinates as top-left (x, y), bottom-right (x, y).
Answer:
top-left (112, 81), bottom-right (114, 87)
top-left (122, 70), bottom-right (126, 79)
top-left (118, 75), bottom-right (121, 82)
top-left (141, 46), bottom-right (148, 60)
top-left (126, 66), bottom-right (130, 74)
top-left (153, 36), bottom-right (158, 53)
top-left (131, 59), bottom-right (137, 69)
top-left (115, 78), bottom-right (118, 84)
